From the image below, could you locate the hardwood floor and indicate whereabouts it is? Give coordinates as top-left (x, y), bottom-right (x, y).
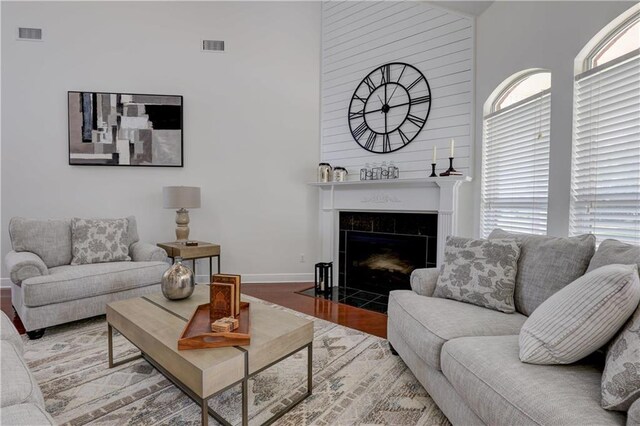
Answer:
top-left (1, 288), bottom-right (25, 334)
top-left (242, 282), bottom-right (388, 338)
top-left (1, 283), bottom-right (388, 339)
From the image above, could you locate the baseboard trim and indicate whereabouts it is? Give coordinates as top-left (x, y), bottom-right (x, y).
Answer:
top-left (197, 273), bottom-right (314, 284)
top-left (1, 274), bottom-right (313, 288)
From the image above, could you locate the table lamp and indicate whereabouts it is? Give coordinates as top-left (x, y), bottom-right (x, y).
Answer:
top-left (163, 186), bottom-right (201, 242)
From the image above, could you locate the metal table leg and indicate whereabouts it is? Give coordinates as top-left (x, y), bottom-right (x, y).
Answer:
top-left (107, 324), bottom-right (142, 368)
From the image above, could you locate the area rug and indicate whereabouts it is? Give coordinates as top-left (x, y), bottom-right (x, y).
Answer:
top-left (22, 296), bottom-right (449, 425)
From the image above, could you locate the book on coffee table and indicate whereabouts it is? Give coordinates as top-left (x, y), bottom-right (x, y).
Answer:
top-left (212, 274), bottom-right (241, 315)
top-left (210, 283), bottom-right (235, 320)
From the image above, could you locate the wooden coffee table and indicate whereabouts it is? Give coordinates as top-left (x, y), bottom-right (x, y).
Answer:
top-left (106, 286), bottom-right (313, 426)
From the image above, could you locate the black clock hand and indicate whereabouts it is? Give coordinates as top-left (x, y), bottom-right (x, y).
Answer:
top-left (388, 65), bottom-right (407, 103)
top-left (364, 100), bottom-right (411, 114)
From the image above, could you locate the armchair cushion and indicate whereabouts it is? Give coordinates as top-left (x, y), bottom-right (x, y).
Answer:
top-left (131, 242), bottom-right (168, 262)
top-left (5, 251), bottom-right (48, 285)
top-left (1, 311), bottom-right (24, 355)
top-left (410, 267), bottom-right (439, 297)
top-left (21, 261), bottom-right (168, 307)
top-left (9, 217), bottom-right (72, 268)
top-left (629, 399), bottom-right (640, 426)
top-left (0, 404), bottom-right (55, 426)
top-left (0, 341), bottom-right (45, 409)
top-left (70, 218), bottom-right (131, 265)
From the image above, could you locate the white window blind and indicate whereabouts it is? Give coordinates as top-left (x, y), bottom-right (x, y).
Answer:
top-left (570, 51), bottom-right (640, 245)
top-left (481, 91), bottom-right (551, 237)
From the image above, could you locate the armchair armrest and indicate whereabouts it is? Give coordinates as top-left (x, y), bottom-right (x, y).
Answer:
top-left (5, 250), bottom-right (48, 285)
top-left (410, 267), bottom-right (440, 297)
top-left (131, 242), bottom-right (168, 262)
top-left (629, 398), bottom-right (640, 426)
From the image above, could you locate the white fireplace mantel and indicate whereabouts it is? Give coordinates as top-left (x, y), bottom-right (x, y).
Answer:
top-left (309, 176), bottom-right (471, 285)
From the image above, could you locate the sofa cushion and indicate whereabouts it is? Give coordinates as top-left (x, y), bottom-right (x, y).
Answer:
top-left (387, 290), bottom-right (527, 370)
top-left (441, 335), bottom-right (626, 426)
top-left (434, 236), bottom-right (520, 313)
top-left (9, 217), bottom-right (72, 268)
top-left (0, 341), bottom-right (45, 408)
top-left (71, 218), bottom-right (131, 265)
top-left (588, 239), bottom-right (640, 274)
top-left (0, 403), bottom-right (55, 425)
top-left (629, 399), bottom-right (640, 426)
top-left (603, 300), bottom-right (640, 411)
top-left (489, 229), bottom-right (596, 316)
top-left (520, 264), bottom-right (640, 365)
top-left (21, 261), bottom-right (168, 307)
top-left (1, 311), bottom-right (24, 355)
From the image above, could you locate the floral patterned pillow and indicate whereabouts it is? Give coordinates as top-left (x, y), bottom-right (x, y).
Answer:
top-left (70, 218), bottom-right (131, 265)
top-left (433, 236), bottom-right (521, 313)
top-left (602, 304), bottom-right (640, 411)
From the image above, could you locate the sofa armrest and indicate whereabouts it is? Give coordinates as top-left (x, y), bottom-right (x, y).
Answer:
top-left (629, 399), bottom-right (640, 426)
top-left (410, 267), bottom-right (440, 297)
top-left (131, 242), bottom-right (168, 262)
top-left (5, 251), bottom-right (48, 285)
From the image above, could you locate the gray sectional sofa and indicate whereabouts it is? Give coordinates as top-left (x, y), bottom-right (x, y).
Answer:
top-left (388, 232), bottom-right (640, 425)
top-left (5, 216), bottom-right (169, 339)
top-left (0, 311), bottom-right (55, 425)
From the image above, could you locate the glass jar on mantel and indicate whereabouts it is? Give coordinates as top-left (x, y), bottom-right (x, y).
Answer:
top-left (317, 163), bottom-right (332, 182)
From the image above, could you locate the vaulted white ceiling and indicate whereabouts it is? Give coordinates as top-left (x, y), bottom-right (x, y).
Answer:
top-left (429, 1), bottom-right (494, 16)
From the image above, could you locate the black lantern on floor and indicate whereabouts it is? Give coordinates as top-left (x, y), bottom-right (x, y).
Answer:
top-left (314, 262), bottom-right (333, 299)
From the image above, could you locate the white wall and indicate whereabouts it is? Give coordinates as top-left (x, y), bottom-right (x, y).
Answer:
top-left (1, 1), bottom-right (321, 282)
top-left (320, 2), bottom-right (474, 179)
top-left (473, 1), bottom-right (636, 237)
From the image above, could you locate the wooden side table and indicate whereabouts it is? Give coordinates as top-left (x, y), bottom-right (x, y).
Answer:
top-left (157, 241), bottom-right (221, 283)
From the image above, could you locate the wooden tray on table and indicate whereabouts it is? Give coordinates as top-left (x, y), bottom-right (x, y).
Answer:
top-left (178, 302), bottom-right (250, 350)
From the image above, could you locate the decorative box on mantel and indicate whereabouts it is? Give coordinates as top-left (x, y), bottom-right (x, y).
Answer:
top-left (308, 176), bottom-right (471, 285)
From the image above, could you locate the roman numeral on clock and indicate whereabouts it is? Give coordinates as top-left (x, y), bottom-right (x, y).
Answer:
top-left (411, 95), bottom-right (430, 105)
top-left (364, 77), bottom-right (376, 93)
top-left (365, 132), bottom-right (377, 150)
top-left (406, 76), bottom-right (424, 91)
top-left (352, 122), bottom-right (368, 141)
top-left (407, 114), bottom-right (425, 127)
top-left (382, 134), bottom-right (391, 152)
top-left (380, 64), bottom-right (390, 84)
top-left (398, 128), bottom-right (410, 145)
top-left (349, 109), bottom-right (364, 119)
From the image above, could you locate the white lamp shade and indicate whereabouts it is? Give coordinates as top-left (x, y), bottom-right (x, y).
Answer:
top-left (163, 186), bottom-right (201, 209)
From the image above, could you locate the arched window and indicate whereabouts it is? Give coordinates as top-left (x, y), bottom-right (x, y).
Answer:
top-left (480, 70), bottom-right (551, 237)
top-left (571, 6), bottom-right (640, 244)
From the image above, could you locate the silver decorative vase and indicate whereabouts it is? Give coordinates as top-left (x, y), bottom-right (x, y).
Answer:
top-left (162, 257), bottom-right (195, 300)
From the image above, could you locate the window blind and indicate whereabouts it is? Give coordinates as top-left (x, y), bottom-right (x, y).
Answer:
top-left (481, 91), bottom-right (551, 237)
top-left (570, 52), bottom-right (640, 245)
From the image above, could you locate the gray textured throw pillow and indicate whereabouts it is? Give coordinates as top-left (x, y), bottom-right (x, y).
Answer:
top-left (602, 302), bottom-right (640, 411)
top-left (70, 218), bottom-right (131, 265)
top-left (488, 229), bottom-right (596, 316)
top-left (434, 236), bottom-right (520, 313)
top-left (588, 239), bottom-right (640, 274)
top-left (520, 264), bottom-right (640, 365)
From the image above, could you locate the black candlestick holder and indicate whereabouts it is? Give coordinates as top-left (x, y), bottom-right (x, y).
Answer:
top-left (429, 163), bottom-right (437, 177)
top-left (439, 157), bottom-right (461, 176)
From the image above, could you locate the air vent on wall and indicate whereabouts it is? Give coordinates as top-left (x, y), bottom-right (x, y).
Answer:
top-left (202, 40), bottom-right (225, 52)
top-left (17, 27), bottom-right (43, 41)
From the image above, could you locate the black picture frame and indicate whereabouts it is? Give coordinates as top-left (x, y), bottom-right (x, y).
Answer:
top-left (67, 91), bottom-right (184, 167)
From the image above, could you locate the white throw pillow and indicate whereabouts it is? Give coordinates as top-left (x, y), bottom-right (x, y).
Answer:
top-left (519, 264), bottom-right (640, 365)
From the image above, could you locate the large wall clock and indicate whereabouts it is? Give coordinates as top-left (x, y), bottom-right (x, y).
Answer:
top-left (348, 62), bottom-right (431, 153)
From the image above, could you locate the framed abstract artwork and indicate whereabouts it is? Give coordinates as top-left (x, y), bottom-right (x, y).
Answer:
top-left (68, 91), bottom-right (183, 167)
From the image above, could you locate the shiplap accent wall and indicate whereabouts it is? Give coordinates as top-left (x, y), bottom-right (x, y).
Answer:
top-left (321, 1), bottom-right (474, 179)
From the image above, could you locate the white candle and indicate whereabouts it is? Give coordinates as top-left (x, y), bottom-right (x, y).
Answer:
top-left (432, 146), bottom-right (437, 163)
top-left (450, 139), bottom-right (455, 157)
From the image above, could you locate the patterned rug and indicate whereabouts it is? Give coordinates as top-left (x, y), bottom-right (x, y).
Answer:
top-left (22, 296), bottom-right (449, 425)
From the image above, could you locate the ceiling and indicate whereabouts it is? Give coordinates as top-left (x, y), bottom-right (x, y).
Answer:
top-left (429, 1), bottom-right (494, 16)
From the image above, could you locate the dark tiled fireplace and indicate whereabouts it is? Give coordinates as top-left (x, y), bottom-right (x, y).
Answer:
top-left (300, 211), bottom-right (437, 313)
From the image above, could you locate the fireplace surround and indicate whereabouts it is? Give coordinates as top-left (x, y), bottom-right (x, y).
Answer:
top-left (310, 176), bottom-right (470, 290)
